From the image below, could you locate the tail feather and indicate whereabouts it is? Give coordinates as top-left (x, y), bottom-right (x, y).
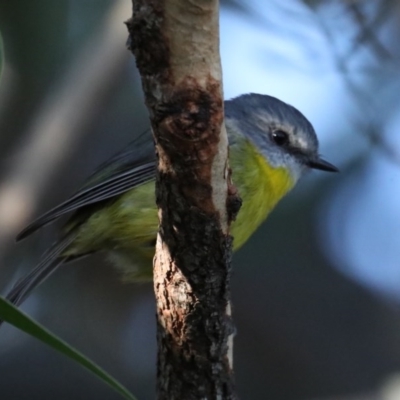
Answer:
top-left (0, 233), bottom-right (77, 327)
top-left (6, 258), bottom-right (67, 308)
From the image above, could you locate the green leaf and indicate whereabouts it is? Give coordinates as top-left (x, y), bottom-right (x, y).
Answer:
top-left (0, 32), bottom-right (3, 81)
top-left (0, 297), bottom-right (137, 400)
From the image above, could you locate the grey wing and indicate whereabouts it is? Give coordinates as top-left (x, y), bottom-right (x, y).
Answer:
top-left (4, 233), bottom-right (77, 309)
top-left (16, 137), bottom-right (156, 241)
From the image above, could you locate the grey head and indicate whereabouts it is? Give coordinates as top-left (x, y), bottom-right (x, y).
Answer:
top-left (225, 93), bottom-right (338, 181)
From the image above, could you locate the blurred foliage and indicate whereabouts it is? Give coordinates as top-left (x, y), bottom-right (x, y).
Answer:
top-left (0, 31), bottom-right (3, 81)
top-left (0, 1), bottom-right (69, 152)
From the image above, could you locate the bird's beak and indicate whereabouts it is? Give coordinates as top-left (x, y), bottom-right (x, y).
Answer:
top-left (307, 157), bottom-right (339, 173)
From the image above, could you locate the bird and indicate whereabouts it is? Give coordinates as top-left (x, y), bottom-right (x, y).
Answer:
top-left (1, 93), bottom-right (338, 317)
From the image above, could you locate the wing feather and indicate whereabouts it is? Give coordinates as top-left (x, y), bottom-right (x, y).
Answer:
top-left (16, 136), bottom-right (156, 241)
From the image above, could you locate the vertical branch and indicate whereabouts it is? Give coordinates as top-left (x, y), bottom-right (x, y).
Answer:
top-left (126, 0), bottom-right (240, 399)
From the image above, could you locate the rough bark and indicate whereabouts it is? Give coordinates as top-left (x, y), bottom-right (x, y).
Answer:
top-left (126, 1), bottom-right (240, 399)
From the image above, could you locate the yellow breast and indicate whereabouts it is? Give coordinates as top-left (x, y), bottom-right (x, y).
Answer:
top-left (230, 139), bottom-right (295, 250)
top-left (67, 137), bottom-right (295, 280)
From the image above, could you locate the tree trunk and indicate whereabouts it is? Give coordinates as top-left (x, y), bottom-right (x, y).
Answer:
top-left (126, 1), bottom-right (240, 398)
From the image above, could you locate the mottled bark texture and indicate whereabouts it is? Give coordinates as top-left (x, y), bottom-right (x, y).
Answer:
top-left (126, 1), bottom-right (240, 399)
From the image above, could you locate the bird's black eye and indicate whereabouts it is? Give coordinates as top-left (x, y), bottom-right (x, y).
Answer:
top-left (272, 130), bottom-right (289, 146)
